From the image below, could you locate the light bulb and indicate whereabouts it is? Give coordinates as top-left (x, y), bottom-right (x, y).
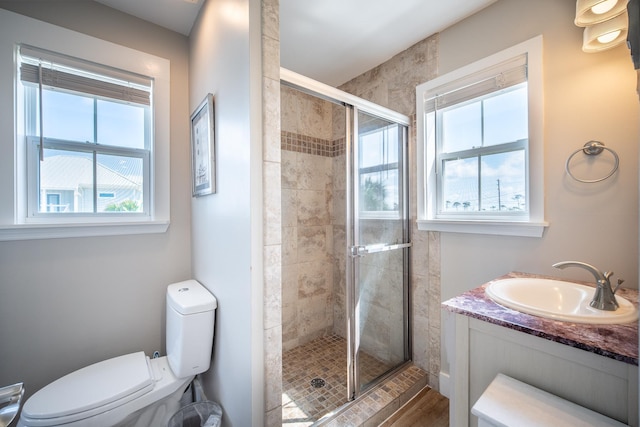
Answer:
top-left (591, 0), bottom-right (618, 15)
top-left (596, 29), bottom-right (621, 43)
top-left (582, 9), bottom-right (628, 52)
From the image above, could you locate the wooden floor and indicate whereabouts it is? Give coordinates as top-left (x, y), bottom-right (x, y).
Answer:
top-left (379, 387), bottom-right (449, 427)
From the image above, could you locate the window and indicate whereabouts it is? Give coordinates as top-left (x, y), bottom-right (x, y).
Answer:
top-left (20, 45), bottom-right (151, 218)
top-left (436, 83), bottom-right (527, 215)
top-left (358, 115), bottom-right (404, 217)
top-left (416, 36), bottom-right (547, 237)
top-left (0, 10), bottom-right (171, 241)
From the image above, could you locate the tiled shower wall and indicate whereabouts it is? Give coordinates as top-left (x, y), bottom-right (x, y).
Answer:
top-left (281, 86), bottom-right (345, 351)
top-left (330, 104), bottom-right (347, 341)
top-left (281, 86), bottom-right (407, 368)
top-left (261, 0), bottom-right (282, 424)
top-left (358, 219), bottom-right (406, 365)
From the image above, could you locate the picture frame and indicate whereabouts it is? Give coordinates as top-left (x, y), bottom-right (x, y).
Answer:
top-left (191, 93), bottom-right (216, 197)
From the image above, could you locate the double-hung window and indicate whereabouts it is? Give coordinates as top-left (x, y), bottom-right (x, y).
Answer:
top-left (1, 12), bottom-right (169, 241)
top-left (19, 45), bottom-right (151, 218)
top-left (416, 36), bottom-right (546, 237)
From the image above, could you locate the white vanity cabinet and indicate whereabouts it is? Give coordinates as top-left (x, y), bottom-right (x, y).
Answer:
top-left (444, 273), bottom-right (639, 427)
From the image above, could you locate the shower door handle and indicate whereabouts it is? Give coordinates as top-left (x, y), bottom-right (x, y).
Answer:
top-left (349, 242), bottom-right (411, 258)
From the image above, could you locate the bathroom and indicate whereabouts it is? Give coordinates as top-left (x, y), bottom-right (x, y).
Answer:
top-left (0, 0), bottom-right (637, 426)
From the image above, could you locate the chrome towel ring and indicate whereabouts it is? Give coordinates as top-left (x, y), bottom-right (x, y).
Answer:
top-left (565, 141), bottom-right (619, 183)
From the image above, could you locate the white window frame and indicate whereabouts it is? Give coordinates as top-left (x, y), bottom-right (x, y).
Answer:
top-left (416, 36), bottom-right (547, 237)
top-left (20, 47), bottom-right (153, 219)
top-left (0, 9), bottom-right (170, 241)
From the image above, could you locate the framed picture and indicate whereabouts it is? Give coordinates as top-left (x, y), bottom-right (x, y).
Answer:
top-left (191, 93), bottom-right (216, 197)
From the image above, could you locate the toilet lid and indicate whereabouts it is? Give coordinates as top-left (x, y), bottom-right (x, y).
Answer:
top-left (22, 352), bottom-right (154, 420)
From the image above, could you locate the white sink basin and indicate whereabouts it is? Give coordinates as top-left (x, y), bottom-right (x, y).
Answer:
top-left (485, 277), bottom-right (638, 324)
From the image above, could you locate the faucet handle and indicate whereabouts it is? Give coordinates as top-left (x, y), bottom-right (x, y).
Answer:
top-left (613, 278), bottom-right (625, 294)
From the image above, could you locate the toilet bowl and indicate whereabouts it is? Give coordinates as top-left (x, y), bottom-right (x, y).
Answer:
top-left (17, 280), bottom-right (217, 427)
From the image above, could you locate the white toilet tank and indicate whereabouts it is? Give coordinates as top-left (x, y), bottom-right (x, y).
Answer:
top-left (166, 280), bottom-right (217, 378)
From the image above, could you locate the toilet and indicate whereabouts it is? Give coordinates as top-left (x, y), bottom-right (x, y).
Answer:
top-left (17, 280), bottom-right (217, 427)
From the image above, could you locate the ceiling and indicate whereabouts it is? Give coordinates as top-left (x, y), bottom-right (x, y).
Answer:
top-left (96, 0), bottom-right (497, 86)
top-left (280, 0), bottom-right (496, 86)
top-left (95, 0), bottom-right (204, 36)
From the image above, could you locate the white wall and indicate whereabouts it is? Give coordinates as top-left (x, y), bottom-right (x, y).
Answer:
top-left (0, 1), bottom-right (192, 401)
top-left (438, 0), bottom-right (639, 375)
top-left (189, 0), bottom-right (264, 425)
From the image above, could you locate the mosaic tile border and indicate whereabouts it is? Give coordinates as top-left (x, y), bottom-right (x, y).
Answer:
top-left (282, 131), bottom-right (345, 157)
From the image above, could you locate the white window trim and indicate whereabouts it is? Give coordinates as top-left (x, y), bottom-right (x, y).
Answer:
top-left (0, 221), bottom-right (170, 241)
top-left (416, 35), bottom-right (547, 238)
top-left (0, 9), bottom-right (170, 241)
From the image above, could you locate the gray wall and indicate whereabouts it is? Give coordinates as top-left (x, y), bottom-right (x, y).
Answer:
top-left (438, 0), bottom-right (639, 375)
top-left (189, 0), bottom-right (265, 425)
top-left (0, 0), bottom-right (192, 402)
top-left (0, 1), bottom-right (267, 425)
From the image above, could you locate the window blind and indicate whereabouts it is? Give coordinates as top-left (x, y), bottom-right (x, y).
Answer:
top-left (19, 45), bottom-right (151, 106)
top-left (424, 54), bottom-right (527, 113)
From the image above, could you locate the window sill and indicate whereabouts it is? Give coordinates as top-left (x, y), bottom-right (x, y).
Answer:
top-left (0, 220), bottom-right (170, 241)
top-left (417, 219), bottom-right (548, 238)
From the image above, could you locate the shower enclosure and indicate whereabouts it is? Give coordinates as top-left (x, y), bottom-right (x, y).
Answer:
top-left (281, 69), bottom-right (411, 424)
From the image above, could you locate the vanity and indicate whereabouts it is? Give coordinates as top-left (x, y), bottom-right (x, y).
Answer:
top-left (442, 272), bottom-right (639, 427)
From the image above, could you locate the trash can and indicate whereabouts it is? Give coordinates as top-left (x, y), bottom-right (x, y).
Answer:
top-left (168, 400), bottom-right (222, 427)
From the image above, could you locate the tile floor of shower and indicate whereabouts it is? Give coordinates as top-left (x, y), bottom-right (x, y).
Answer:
top-left (282, 334), bottom-right (396, 425)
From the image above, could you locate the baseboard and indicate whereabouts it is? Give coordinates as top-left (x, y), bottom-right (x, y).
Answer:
top-left (439, 371), bottom-right (450, 398)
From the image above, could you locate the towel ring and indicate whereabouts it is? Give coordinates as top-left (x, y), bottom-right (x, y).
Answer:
top-left (565, 141), bottom-right (619, 183)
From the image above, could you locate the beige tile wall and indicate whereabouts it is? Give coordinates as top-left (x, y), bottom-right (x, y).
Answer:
top-left (281, 86), bottom-right (345, 350)
top-left (281, 147), bottom-right (335, 350)
top-left (281, 86), bottom-right (414, 369)
top-left (261, 0), bottom-right (282, 425)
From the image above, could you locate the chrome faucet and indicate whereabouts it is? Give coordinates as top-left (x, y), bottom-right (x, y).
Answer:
top-left (552, 261), bottom-right (624, 311)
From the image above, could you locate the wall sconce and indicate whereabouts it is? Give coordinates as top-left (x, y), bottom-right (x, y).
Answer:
top-left (575, 0), bottom-right (630, 51)
top-left (576, 0), bottom-right (628, 25)
top-left (583, 10), bottom-right (629, 51)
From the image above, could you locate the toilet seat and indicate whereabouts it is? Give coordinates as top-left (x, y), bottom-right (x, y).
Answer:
top-left (20, 352), bottom-right (154, 426)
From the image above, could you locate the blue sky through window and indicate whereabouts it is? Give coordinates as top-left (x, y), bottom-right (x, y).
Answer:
top-left (37, 89), bottom-right (147, 213)
top-left (359, 124), bottom-right (400, 212)
top-left (97, 100), bottom-right (145, 149)
top-left (43, 90), bottom-right (93, 142)
top-left (42, 89), bottom-right (145, 148)
top-left (440, 84), bottom-right (527, 212)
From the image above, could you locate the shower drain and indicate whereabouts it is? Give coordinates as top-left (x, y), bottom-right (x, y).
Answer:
top-left (310, 378), bottom-right (326, 388)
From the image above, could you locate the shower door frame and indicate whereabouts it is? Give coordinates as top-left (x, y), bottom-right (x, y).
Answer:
top-left (280, 68), bottom-right (412, 402)
top-left (346, 106), bottom-right (411, 400)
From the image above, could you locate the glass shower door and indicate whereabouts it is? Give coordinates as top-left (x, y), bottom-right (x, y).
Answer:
top-left (348, 108), bottom-right (410, 398)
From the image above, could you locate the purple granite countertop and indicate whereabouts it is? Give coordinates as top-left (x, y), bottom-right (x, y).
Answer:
top-left (442, 272), bottom-right (639, 366)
